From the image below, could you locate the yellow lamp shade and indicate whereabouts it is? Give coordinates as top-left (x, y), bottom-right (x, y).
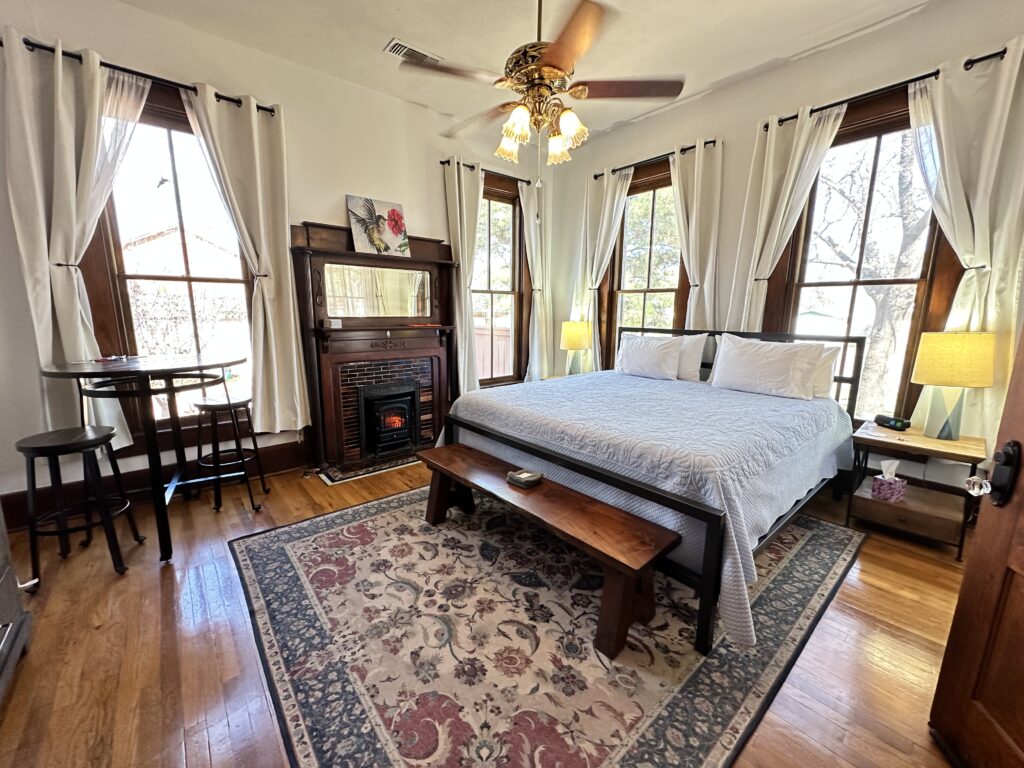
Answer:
top-left (911, 332), bottom-right (995, 388)
top-left (560, 321), bottom-right (590, 351)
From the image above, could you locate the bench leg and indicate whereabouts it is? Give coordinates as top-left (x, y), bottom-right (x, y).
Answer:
top-left (636, 567), bottom-right (655, 625)
top-left (595, 567), bottom-right (634, 659)
top-left (425, 471), bottom-right (452, 525)
top-left (452, 481), bottom-right (475, 514)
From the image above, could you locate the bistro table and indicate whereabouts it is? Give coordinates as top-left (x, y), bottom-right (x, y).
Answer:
top-left (40, 354), bottom-right (246, 562)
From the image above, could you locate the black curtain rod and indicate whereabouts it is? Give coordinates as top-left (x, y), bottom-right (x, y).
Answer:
top-left (764, 45), bottom-right (1008, 131)
top-left (438, 159), bottom-right (531, 186)
top-left (0, 35), bottom-right (276, 115)
top-left (593, 139), bottom-right (718, 180)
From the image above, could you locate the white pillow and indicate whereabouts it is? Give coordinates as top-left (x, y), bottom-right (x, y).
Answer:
top-left (614, 335), bottom-right (680, 380)
top-left (813, 347), bottom-right (841, 398)
top-left (709, 334), bottom-right (823, 400)
top-left (665, 333), bottom-right (709, 381)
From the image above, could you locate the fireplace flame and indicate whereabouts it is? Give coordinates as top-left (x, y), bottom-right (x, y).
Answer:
top-left (382, 413), bottom-right (406, 430)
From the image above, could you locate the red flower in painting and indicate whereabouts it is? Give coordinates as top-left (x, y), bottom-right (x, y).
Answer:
top-left (386, 208), bottom-right (405, 236)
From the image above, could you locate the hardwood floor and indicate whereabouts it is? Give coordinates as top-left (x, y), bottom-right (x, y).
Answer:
top-left (0, 464), bottom-right (963, 767)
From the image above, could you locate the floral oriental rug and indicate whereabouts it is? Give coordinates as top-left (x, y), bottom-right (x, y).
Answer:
top-left (230, 487), bottom-right (863, 767)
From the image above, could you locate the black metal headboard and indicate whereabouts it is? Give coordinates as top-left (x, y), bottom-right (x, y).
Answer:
top-left (615, 327), bottom-right (866, 419)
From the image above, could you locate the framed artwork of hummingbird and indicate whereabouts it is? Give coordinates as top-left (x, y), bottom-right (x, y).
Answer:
top-left (346, 195), bottom-right (411, 256)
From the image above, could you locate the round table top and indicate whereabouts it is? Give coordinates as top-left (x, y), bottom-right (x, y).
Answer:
top-left (40, 354), bottom-right (247, 379)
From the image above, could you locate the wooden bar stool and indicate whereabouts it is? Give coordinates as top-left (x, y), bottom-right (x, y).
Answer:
top-left (15, 426), bottom-right (144, 589)
top-left (194, 396), bottom-right (269, 512)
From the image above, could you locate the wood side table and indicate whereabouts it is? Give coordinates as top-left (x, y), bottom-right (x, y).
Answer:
top-left (847, 423), bottom-right (988, 560)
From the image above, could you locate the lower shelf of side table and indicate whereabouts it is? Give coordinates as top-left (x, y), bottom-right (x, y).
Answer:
top-left (850, 478), bottom-right (966, 549)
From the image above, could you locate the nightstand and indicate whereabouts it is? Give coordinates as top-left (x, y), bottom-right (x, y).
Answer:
top-left (847, 422), bottom-right (988, 560)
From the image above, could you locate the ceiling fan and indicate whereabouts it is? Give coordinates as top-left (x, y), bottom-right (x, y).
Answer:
top-left (400, 0), bottom-right (685, 165)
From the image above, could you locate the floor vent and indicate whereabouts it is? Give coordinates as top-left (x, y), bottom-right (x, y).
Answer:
top-left (383, 38), bottom-right (443, 66)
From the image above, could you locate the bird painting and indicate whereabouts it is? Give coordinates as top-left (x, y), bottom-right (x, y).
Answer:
top-left (346, 195), bottom-right (410, 256)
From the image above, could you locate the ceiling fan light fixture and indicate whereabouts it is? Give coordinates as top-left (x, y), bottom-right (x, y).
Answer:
top-left (502, 104), bottom-right (532, 144)
top-left (495, 134), bottom-right (520, 163)
top-left (559, 108), bottom-right (588, 148)
top-left (547, 131), bottom-right (571, 166)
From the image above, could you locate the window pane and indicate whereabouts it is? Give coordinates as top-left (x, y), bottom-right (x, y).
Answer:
top-left (794, 285), bottom-right (853, 336)
top-left (617, 293), bottom-right (644, 330)
top-left (492, 294), bottom-right (514, 379)
top-left (472, 293), bottom-right (492, 381)
top-left (649, 188), bottom-right (681, 290)
top-left (472, 203), bottom-right (489, 291)
top-left (622, 191), bottom-right (652, 290)
top-left (112, 125), bottom-right (185, 276)
top-left (489, 200), bottom-right (514, 291)
top-left (644, 292), bottom-right (675, 329)
top-left (803, 137), bottom-right (875, 283)
top-left (861, 130), bottom-right (931, 280)
top-left (170, 131), bottom-right (244, 279)
top-left (194, 282), bottom-right (251, 398)
top-left (126, 279), bottom-right (195, 356)
top-left (850, 284), bottom-right (917, 419)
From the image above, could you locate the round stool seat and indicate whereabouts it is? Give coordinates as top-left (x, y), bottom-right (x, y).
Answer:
top-left (196, 395), bottom-right (252, 413)
top-left (16, 426), bottom-right (116, 457)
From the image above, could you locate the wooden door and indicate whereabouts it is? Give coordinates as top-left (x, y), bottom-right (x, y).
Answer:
top-left (931, 336), bottom-right (1024, 767)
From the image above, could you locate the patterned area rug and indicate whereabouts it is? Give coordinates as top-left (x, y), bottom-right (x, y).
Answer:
top-left (231, 488), bottom-right (863, 768)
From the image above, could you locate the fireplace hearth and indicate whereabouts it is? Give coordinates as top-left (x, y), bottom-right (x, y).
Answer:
top-left (358, 380), bottom-right (421, 458)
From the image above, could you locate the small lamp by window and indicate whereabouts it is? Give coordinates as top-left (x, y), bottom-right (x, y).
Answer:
top-left (911, 331), bottom-right (995, 440)
top-left (560, 321), bottom-right (590, 352)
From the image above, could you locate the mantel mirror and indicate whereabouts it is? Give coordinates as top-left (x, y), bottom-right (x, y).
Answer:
top-left (322, 263), bottom-right (431, 318)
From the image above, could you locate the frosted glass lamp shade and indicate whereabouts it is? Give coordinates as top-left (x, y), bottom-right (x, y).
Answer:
top-left (911, 332), bottom-right (995, 388)
top-left (560, 321), bottom-right (590, 351)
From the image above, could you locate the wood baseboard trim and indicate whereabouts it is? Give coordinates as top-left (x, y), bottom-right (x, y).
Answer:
top-left (1, 440), bottom-right (308, 532)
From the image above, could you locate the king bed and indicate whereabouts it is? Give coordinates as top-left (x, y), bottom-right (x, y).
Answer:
top-left (442, 329), bottom-right (866, 652)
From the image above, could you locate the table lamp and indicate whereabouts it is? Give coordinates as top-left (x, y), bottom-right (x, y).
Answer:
top-left (911, 331), bottom-right (994, 440)
top-left (560, 321), bottom-right (590, 375)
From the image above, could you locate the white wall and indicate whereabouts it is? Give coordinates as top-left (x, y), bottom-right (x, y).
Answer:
top-left (547, 0), bottom-right (1024, 373)
top-left (0, 0), bottom-right (526, 493)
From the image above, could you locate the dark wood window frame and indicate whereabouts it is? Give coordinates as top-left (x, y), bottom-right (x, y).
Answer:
top-left (598, 159), bottom-right (690, 364)
top-left (761, 90), bottom-right (963, 419)
top-left (475, 172), bottom-right (531, 387)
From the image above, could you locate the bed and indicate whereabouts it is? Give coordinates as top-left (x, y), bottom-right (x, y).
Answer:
top-left (443, 329), bottom-right (865, 651)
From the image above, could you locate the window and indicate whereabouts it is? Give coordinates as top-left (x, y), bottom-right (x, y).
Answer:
top-left (617, 186), bottom-right (681, 332)
top-left (472, 178), bottom-right (525, 386)
top-left (107, 120), bottom-right (251, 418)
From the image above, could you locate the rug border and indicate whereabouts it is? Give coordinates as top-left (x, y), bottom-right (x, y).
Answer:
top-left (228, 485), bottom-right (430, 768)
top-left (719, 530), bottom-right (865, 768)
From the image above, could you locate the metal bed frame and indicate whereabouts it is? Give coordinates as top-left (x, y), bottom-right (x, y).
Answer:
top-left (443, 329), bottom-right (866, 655)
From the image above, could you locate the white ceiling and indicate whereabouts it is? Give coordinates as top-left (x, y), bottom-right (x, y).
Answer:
top-left (118, 0), bottom-right (935, 139)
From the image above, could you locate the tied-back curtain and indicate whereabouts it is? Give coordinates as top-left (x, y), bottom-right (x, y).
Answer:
top-left (443, 157), bottom-right (483, 394)
top-left (183, 84), bottom-right (310, 433)
top-left (519, 180), bottom-right (552, 381)
top-left (2, 27), bottom-right (149, 446)
top-left (908, 35), bottom-right (1024, 450)
top-left (669, 140), bottom-right (722, 330)
top-left (566, 168), bottom-right (633, 373)
top-left (729, 105), bottom-right (846, 331)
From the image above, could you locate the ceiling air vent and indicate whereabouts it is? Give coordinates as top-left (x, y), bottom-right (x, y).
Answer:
top-left (384, 38), bottom-right (443, 67)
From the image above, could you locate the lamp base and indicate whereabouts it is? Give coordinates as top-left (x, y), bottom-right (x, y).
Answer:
top-left (922, 386), bottom-right (965, 441)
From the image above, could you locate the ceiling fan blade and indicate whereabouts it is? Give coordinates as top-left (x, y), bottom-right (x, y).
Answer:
top-left (400, 58), bottom-right (503, 85)
top-left (538, 0), bottom-right (606, 74)
top-left (441, 103), bottom-right (518, 139)
top-left (570, 79), bottom-right (685, 100)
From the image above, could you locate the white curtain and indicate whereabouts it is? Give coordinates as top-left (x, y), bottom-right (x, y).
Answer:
top-left (669, 141), bottom-right (722, 329)
top-left (566, 168), bottom-right (634, 373)
top-left (729, 105), bottom-right (846, 331)
top-left (908, 35), bottom-right (1024, 450)
top-left (2, 28), bottom-right (149, 446)
top-left (443, 157), bottom-right (483, 394)
top-left (183, 84), bottom-right (309, 433)
top-left (519, 180), bottom-right (552, 381)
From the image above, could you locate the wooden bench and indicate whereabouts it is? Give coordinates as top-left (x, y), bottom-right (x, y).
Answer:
top-left (416, 444), bottom-right (681, 659)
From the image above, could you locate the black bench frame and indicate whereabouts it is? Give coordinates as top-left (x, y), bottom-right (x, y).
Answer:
top-left (444, 329), bottom-right (866, 654)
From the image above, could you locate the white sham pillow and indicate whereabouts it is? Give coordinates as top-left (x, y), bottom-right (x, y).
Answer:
top-left (709, 334), bottom-right (823, 400)
top-left (665, 333), bottom-right (709, 381)
top-left (813, 347), bottom-right (841, 397)
top-left (614, 335), bottom-right (680, 380)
